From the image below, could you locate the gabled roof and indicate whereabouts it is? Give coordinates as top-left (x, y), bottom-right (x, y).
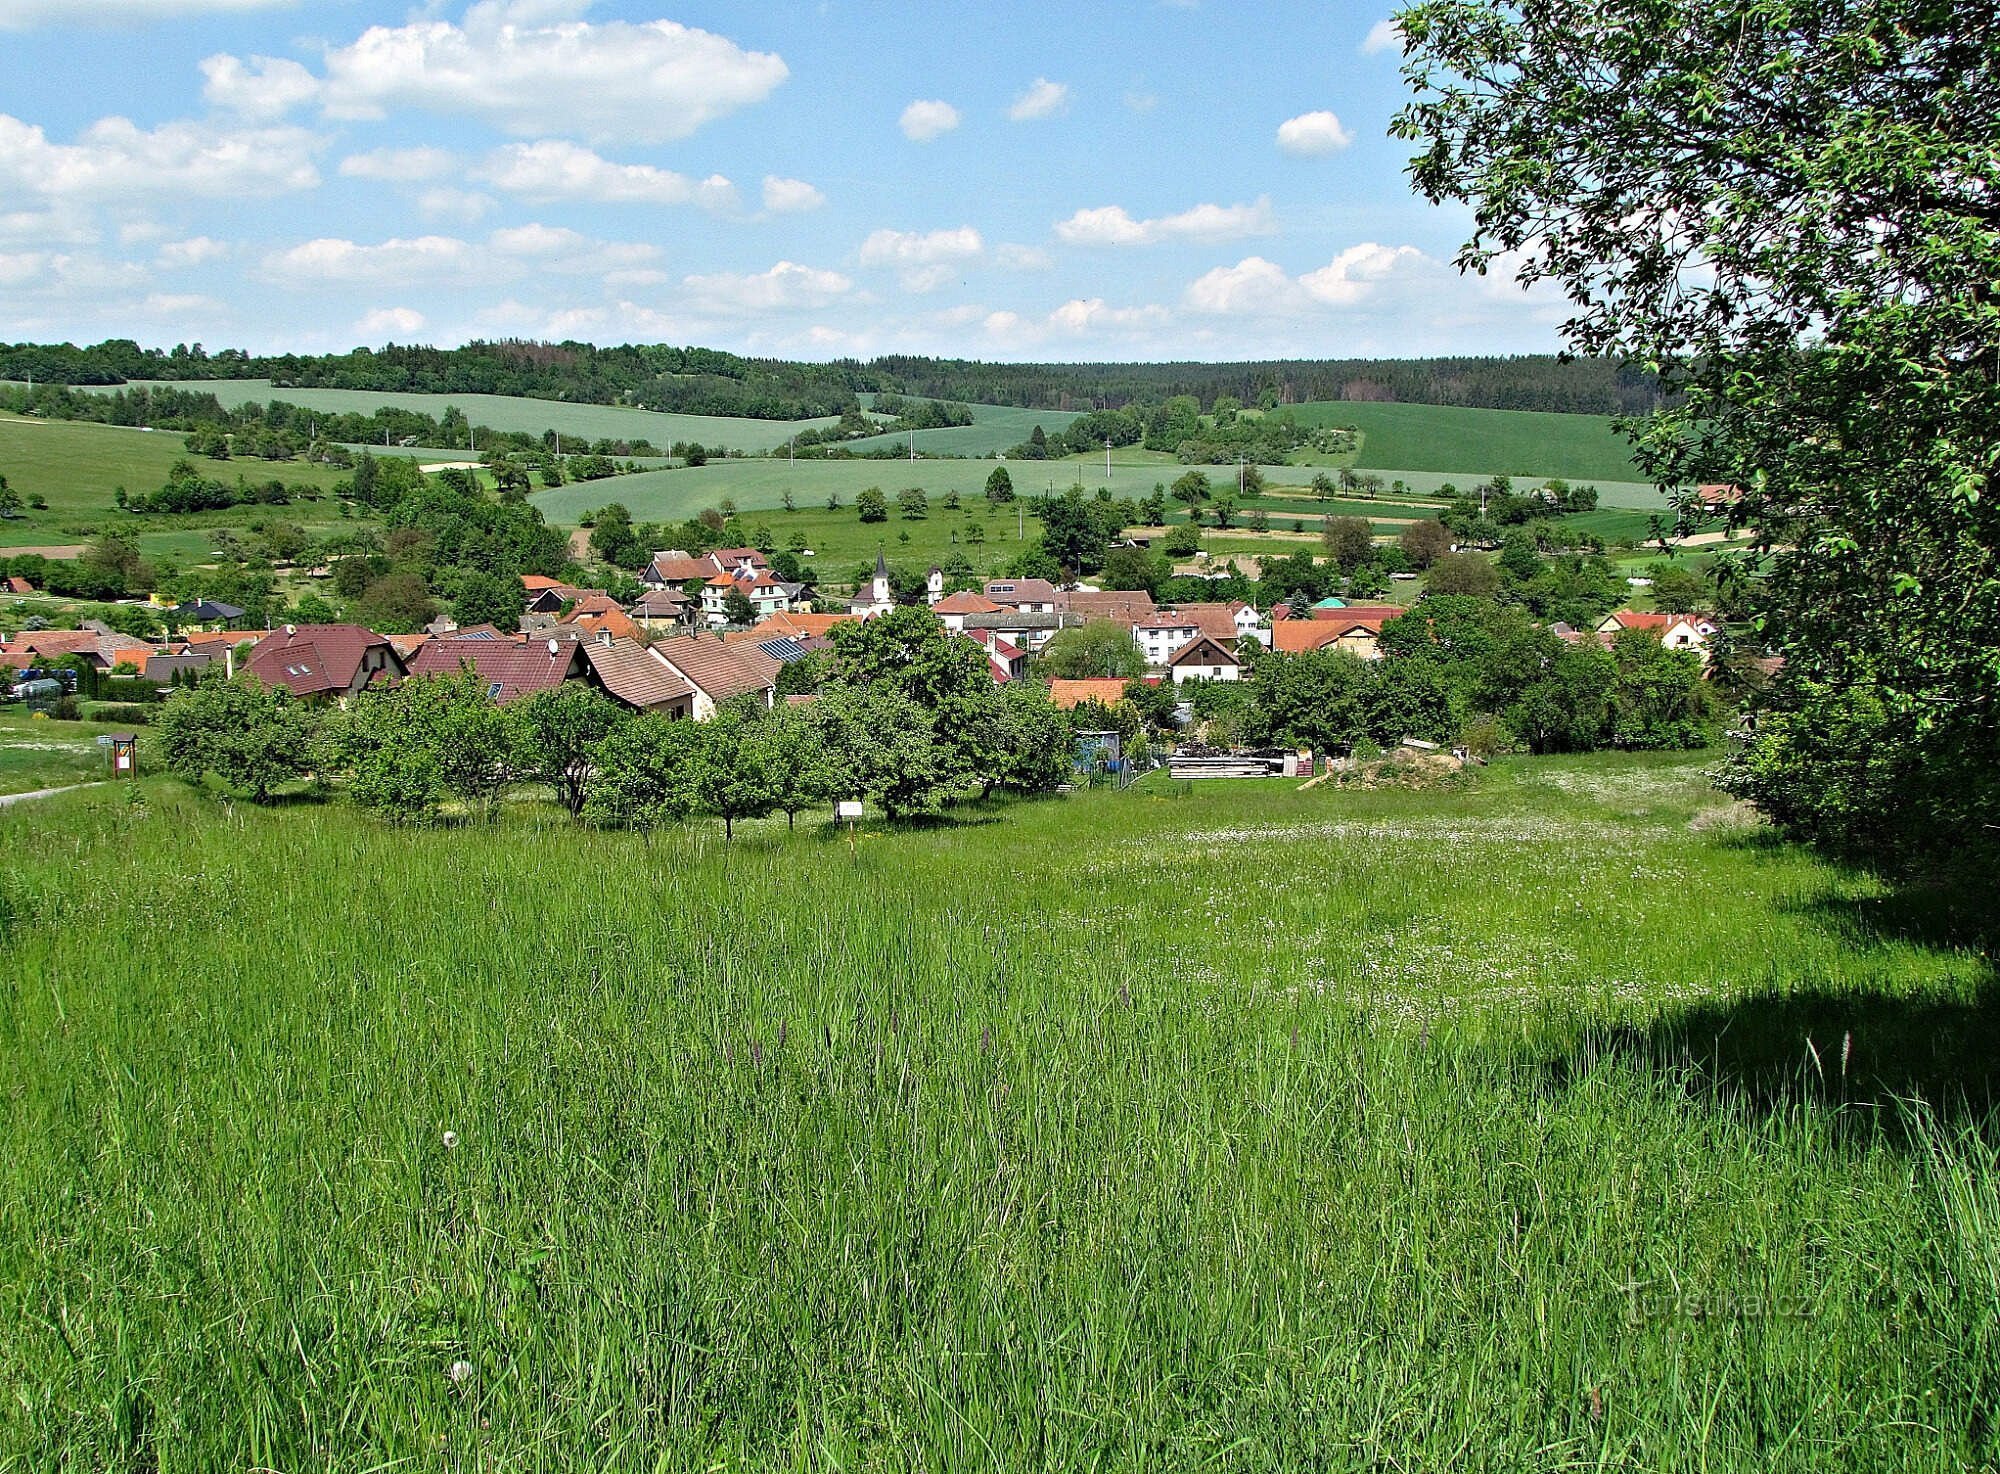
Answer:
top-left (1174, 601), bottom-right (1253, 637)
top-left (745, 610), bottom-right (856, 640)
top-left (564, 605), bottom-right (643, 643)
top-left (651, 632), bottom-right (779, 703)
top-left (245, 624), bottom-right (402, 696)
top-left (406, 636), bottom-right (585, 702)
top-left (1168, 634), bottom-right (1241, 668)
top-left (520, 574), bottom-right (566, 592)
top-left (579, 635), bottom-right (693, 710)
top-left (648, 552), bottom-right (723, 583)
top-left (712, 546), bottom-right (768, 567)
top-left (984, 577), bottom-right (1060, 606)
top-left (4, 576), bottom-right (32, 594)
top-left (1272, 616), bottom-right (1393, 654)
top-left (1306, 603), bottom-right (1404, 622)
top-left (932, 590), bottom-right (1005, 616)
top-left (1599, 610), bottom-right (1676, 633)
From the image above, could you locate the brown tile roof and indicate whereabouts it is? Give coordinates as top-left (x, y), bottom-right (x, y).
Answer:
top-left (1058, 589), bottom-right (1156, 624)
top-left (933, 590), bottom-right (1005, 616)
top-left (1272, 618), bottom-right (1392, 654)
top-left (1172, 601), bottom-right (1248, 638)
top-left (246, 624), bottom-right (402, 696)
top-left (648, 552), bottom-right (722, 583)
top-left (579, 635), bottom-right (693, 711)
top-left (1305, 604), bottom-right (1405, 622)
top-left (741, 610), bottom-right (855, 640)
top-left (564, 605), bottom-right (643, 643)
top-left (1048, 677), bottom-right (1130, 710)
top-left (520, 574), bottom-right (566, 592)
top-left (4, 576), bottom-right (32, 595)
top-left (984, 577), bottom-right (1059, 606)
top-left (651, 633), bottom-right (779, 705)
top-left (406, 636), bottom-right (585, 702)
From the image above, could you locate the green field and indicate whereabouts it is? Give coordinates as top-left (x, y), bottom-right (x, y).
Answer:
top-left (1290, 400), bottom-right (1647, 483)
top-left (1, 753), bottom-right (1994, 1467)
top-left (843, 400), bottom-right (1083, 458)
top-left (100, 380), bottom-right (845, 455)
top-left (0, 413), bottom-right (354, 536)
top-left (0, 708), bottom-right (151, 794)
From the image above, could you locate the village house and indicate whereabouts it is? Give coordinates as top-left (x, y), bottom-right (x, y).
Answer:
top-left (930, 589), bottom-right (1006, 633)
top-left (983, 577), bottom-right (1059, 614)
top-left (406, 635), bottom-right (588, 702)
top-left (1167, 635), bottom-right (1245, 684)
top-left (1048, 677), bottom-right (1131, 710)
top-left (702, 564), bottom-right (810, 627)
top-left (959, 607), bottom-right (1077, 655)
top-left (849, 550), bottom-right (897, 618)
top-left (244, 624), bottom-right (405, 702)
top-left (2, 627), bottom-right (162, 673)
top-left (1595, 609), bottom-right (1718, 658)
top-left (1056, 589), bottom-right (1156, 626)
top-left (578, 633), bottom-right (696, 717)
top-left (1272, 612), bottom-right (1399, 660)
top-left (649, 633), bottom-right (780, 719)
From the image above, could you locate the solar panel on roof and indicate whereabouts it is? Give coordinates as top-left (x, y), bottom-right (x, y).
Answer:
top-left (755, 637), bottom-right (809, 663)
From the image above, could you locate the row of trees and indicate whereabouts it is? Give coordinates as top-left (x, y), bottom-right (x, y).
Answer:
top-left (156, 608), bottom-right (1079, 827)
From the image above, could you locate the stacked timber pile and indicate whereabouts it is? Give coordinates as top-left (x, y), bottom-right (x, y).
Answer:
top-left (1169, 751), bottom-right (1288, 780)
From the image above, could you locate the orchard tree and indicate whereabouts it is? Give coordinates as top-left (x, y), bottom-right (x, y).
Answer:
top-left (692, 700), bottom-right (777, 839)
top-left (508, 684), bottom-right (627, 816)
top-left (984, 466), bottom-right (1016, 504)
top-left (1321, 516), bottom-right (1375, 574)
top-left (1396, 0), bottom-right (2000, 865)
top-left (1401, 518), bottom-right (1452, 569)
top-left (582, 715), bottom-right (702, 830)
top-left (1035, 620), bottom-right (1147, 681)
top-left (856, 487), bottom-right (888, 523)
top-left (155, 672), bottom-right (318, 802)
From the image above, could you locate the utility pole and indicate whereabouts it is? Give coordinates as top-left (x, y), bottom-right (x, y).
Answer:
top-left (1105, 438), bottom-right (1112, 482)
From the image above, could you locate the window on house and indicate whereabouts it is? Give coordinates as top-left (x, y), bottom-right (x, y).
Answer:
top-left (487, 683), bottom-right (504, 700)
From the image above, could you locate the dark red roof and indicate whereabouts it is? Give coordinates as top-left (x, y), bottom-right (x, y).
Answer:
top-left (246, 624), bottom-right (401, 696)
top-left (405, 637), bottom-right (584, 702)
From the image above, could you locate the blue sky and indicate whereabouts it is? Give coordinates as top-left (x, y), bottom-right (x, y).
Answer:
top-left (0, 0), bottom-right (1568, 361)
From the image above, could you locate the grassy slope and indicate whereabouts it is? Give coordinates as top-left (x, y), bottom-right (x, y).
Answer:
top-left (841, 401), bottom-right (1083, 457)
top-left (1290, 399), bottom-right (1646, 483)
top-left (1, 755), bottom-right (1995, 1468)
top-left (102, 380), bottom-right (844, 454)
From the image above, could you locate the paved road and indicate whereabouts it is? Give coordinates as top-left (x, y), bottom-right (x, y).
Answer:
top-left (0, 782), bottom-right (102, 808)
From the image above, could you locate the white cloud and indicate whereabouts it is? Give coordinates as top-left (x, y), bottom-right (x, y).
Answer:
top-left (681, 261), bottom-right (853, 314)
top-left (859, 225), bottom-right (984, 292)
top-left (339, 146), bottom-right (455, 182)
top-left (1054, 196), bottom-right (1276, 247)
top-left (1008, 78), bottom-right (1070, 122)
top-left (1275, 110), bottom-right (1354, 157)
top-left (476, 140), bottom-right (737, 211)
top-left (489, 223), bottom-right (659, 274)
top-left (265, 235), bottom-right (474, 285)
top-left (1299, 242), bottom-right (1429, 304)
top-left (1362, 18), bottom-right (1403, 54)
top-left (0, 113), bottom-right (320, 201)
top-left (219, 8), bottom-right (787, 145)
top-left (899, 99), bottom-right (961, 142)
top-left (1, 0), bottom-right (293, 27)
top-left (1182, 246), bottom-right (1435, 318)
top-left (761, 175), bottom-right (825, 214)
top-left (984, 297), bottom-right (1171, 348)
top-left (157, 236), bottom-right (230, 269)
top-left (355, 306), bottom-right (426, 339)
top-left (1184, 256), bottom-right (1300, 315)
top-left (199, 54), bottom-right (319, 119)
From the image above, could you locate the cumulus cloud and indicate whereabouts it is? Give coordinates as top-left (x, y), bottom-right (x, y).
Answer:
top-left (200, 54), bottom-right (319, 119)
top-left (1299, 242), bottom-right (1429, 304)
top-left (761, 176), bottom-right (825, 214)
top-left (983, 297), bottom-right (1171, 348)
top-left (415, 188), bottom-right (496, 223)
top-left (1, 0), bottom-right (293, 27)
top-left (1054, 196), bottom-right (1276, 247)
top-left (265, 234), bottom-right (473, 285)
top-left (1008, 78), bottom-right (1070, 122)
top-left (338, 146), bottom-right (455, 182)
top-left (1362, 18), bottom-right (1403, 54)
top-left (157, 236), bottom-right (230, 269)
top-left (0, 113), bottom-right (321, 201)
top-left (859, 225), bottom-right (984, 292)
top-left (355, 306), bottom-right (426, 339)
top-left (899, 99), bottom-right (961, 142)
top-left (205, 7), bottom-right (788, 145)
top-left (476, 140), bottom-right (737, 211)
top-left (1183, 244), bottom-right (1435, 317)
top-left (680, 261), bottom-right (853, 313)
top-left (1275, 110), bottom-right (1354, 157)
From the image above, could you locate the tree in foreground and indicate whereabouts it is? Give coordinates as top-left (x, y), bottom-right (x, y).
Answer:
top-left (508, 685), bottom-right (627, 817)
top-left (1035, 620), bottom-right (1147, 681)
top-left (691, 700), bottom-right (777, 840)
top-left (155, 672), bottom-right (317, 802)
top-left (1396, 0), bottom-right (1999, 865)
top-left (581, 714), bottom-right (702, 830)
top-left (812, 683), bottom-right (955, 820)
top-left (322, 670), bottom-right (513, 821)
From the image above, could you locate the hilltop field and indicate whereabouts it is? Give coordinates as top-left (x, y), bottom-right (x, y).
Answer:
top-left (0, 752), bottom-right (1993, 1469)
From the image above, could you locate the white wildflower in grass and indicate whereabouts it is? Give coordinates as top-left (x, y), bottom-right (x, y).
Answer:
top-left (442, 1130), bottom-right (458, 1149)
top-left (446, 1359), bottom-right (474, 1387)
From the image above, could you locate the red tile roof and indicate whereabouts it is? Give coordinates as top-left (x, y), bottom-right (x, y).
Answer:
top-left (933, 590), bottom-right (1005, 616)
top-left (648, 553), bottom-right (723, 583)
top-left (1058, 589), bottom-right (1156, 624)
top-left (1273, 618), bottom-right (1391, 654)
top-left (1305, 604), bottom-right (1405, 622)
top-left (406, 636), bottom-right (584, 702)
top-left (985, 577), bottom-right (1060, 606)
top-left (246, 624), bottom-right (402, 696)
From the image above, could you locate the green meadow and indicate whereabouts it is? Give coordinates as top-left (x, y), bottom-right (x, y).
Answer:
top-left (102, 379), bottom-right (846, 454)
top-left (1290, 400), bottom-right (1647, 483)
top-left (0, 752), bottom-right (1994, 1469)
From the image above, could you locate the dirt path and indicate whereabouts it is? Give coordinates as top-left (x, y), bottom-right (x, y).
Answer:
top-left (0, 782), bottom-right (103, 808)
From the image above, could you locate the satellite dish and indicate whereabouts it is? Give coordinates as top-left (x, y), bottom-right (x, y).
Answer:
top-left (547, 638), bottom-right (559, 656)
top-left (284, 624), bottom-right (296, 636)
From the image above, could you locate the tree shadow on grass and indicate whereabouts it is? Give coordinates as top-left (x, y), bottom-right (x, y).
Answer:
top-left (1544, 873), bottom-right (2000, 1139)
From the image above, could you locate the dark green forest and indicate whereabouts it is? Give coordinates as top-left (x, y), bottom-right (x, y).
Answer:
top-left (0, 338), bottom-right (1662, 420)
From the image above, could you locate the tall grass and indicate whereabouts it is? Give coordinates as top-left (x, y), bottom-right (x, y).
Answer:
top-left (0, 753), bottom-right (1992, 1468)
